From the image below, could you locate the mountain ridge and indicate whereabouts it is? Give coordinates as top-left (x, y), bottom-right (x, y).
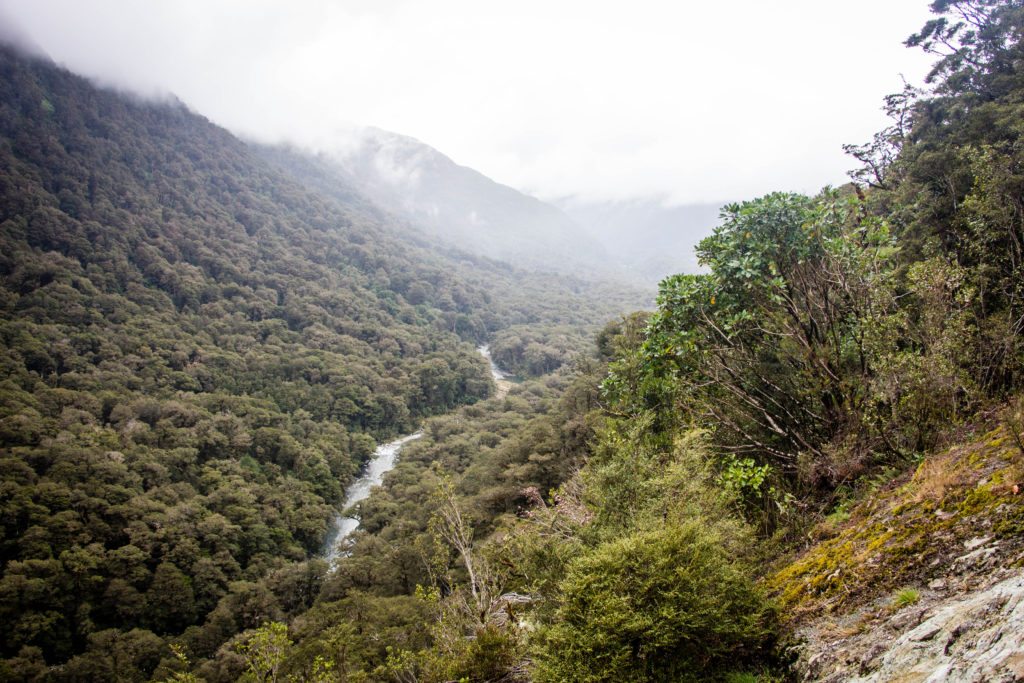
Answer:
top-left (263, 127), bottom-right (619, 278)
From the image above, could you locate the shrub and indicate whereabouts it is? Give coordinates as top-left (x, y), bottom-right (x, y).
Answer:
top-left (531, 521), bottom-right (777, 682)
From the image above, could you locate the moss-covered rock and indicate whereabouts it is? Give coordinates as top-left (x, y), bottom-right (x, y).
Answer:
top-left (769, 424), bottom-right (1024, 623)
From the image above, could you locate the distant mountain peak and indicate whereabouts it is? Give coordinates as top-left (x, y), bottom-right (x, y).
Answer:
top-left (289, 127), bottom-right (617, 277)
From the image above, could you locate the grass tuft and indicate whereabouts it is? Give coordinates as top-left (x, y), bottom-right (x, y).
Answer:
top-left (892, 587), bottom-right (921, 609)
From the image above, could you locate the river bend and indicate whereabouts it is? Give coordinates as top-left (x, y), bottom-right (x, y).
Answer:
top-left (321, 345), bottom-right (509, 562)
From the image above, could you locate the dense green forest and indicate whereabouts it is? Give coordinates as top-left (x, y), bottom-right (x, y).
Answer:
top-left (2, 0), bottom-right (1024, 681)
top-left (0, 42), bottom-right (641, 681)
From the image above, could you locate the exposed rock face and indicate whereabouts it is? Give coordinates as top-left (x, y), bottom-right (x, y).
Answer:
top-left (799, 565), bottom-right (1024, 682)
top-left (855, 571), bottom-right (1024, 682)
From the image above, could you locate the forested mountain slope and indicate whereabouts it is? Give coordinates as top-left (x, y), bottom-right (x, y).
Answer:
top-left (0, 43), bottom-right (639, 679)
top-left (255, 131), bottom-right (617, 279)
top-left (255, 142), bottom-right (650, 325)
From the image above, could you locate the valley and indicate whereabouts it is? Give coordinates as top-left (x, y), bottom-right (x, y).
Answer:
top-left (0, 41), bottom-right (642, 681)
top-left (2, 1), bottom-right (1024, 681)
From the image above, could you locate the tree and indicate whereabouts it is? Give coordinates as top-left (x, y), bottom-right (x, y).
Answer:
top-left (146, 563), bottom-right (197, 634)
top-left (851, 0), bottom-right (1024, 391)
top-left (632, 193), bottom-right (894, 470)
top-left (427, 476), bottom-right (491, 621)
top-left (235, 622), bottom-right (291, 683)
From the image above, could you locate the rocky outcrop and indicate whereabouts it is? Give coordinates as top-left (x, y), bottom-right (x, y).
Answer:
top-left (800, 564), bottom-right (1024, 682)
top-left (858, 570), bottom-right (1024, 682)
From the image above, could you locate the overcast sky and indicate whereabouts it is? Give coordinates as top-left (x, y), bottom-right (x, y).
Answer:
top-left (1, 0), bottom-right (936, 205)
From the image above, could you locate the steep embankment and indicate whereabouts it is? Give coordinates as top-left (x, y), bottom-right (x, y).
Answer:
top-left (771, 412), bottom-right (1024, 681)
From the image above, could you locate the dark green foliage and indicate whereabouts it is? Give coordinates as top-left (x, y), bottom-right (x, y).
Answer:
top-left (489, 324), bottom-right (592, 377)
top-left (611, 187), bottom-right (982, 516)
top-left (0, 44), bottom-right (641, 677)
top-left (511, 366), bottom-right (781, 681)
top-left (533, 523), bottom-right (775, 683)
top-left (855, 0), bottom-right (1024, 391)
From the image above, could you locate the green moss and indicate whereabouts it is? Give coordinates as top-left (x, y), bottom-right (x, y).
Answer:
top-left (769, 424), bottom-right (1024, 622)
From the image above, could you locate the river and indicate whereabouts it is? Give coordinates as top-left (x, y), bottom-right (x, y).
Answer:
top-left (477, 343), bottom-right (508, 381)
top-left (477, 343), bottom-right (513, 398)
top-left (321, 344), bottom-right (510, 563)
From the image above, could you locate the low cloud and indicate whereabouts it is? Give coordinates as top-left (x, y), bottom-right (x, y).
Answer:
top-left (0, 0), bottom-right (936, 205)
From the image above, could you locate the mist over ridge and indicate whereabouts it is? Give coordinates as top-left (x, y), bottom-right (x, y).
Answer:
top-left (0, 0), bottom-right (935, 206)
